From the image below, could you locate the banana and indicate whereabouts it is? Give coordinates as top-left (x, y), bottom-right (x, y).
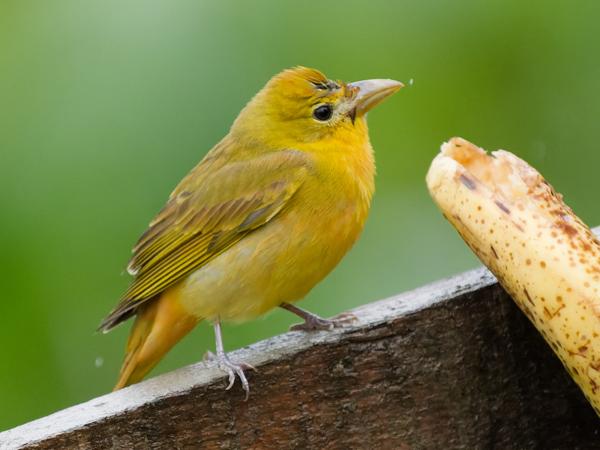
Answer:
top-left (426, 137), bottom-right (600, 415)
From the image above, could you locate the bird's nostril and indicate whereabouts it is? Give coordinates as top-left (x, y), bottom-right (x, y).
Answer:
top-left (348, 107), bottom-right (357, 124)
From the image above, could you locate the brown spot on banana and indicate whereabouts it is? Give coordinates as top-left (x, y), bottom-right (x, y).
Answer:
top-left (459, 174), bottom-right (477, 190)
top-left (426, 137), bottom-right (600, 415)
top-left (494, 200), bottom-right (511, 214)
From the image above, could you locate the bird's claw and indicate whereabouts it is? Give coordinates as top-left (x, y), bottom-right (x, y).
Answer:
top-left (220, 357), bottom-right (254, 399)
top-left (203, 350), bottom-right (216, 362)
top-left (290, 311), bottom-right (358, 331)
top-left (205, 351), bottom-right (255, 400)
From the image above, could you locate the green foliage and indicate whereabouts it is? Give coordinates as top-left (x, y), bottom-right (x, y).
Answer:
top-left (1, 0), bottom-right (599, 429)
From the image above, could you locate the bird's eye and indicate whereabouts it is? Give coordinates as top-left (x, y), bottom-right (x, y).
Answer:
top-left (312, 104), bottom-right (333, 121)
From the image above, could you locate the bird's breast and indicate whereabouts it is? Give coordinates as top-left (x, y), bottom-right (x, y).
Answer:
top-left (178, 143), bottom-right (375, 322)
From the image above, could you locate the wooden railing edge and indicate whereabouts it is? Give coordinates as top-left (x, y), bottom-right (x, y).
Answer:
top-left (0, 266), bottom-right (496, 449)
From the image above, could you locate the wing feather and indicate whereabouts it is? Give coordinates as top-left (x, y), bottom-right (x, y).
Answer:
top-left (99, 148), bottom-right (309, 331)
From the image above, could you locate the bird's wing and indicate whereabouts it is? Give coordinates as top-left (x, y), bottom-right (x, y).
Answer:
top-left (99, 149), bottom-right (310, 331)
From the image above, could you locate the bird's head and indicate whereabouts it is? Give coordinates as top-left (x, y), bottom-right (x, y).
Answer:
top-left (230, 67), bottom-right (403, 149)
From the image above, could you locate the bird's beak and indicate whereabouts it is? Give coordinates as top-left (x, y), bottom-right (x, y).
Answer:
top-left (347, 79), bottom-right (404, 117)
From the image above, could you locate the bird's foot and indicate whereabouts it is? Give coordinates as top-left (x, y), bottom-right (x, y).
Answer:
top-left (289, 311), bottom-right (358, 332)
top-left (204, 351), bottom-right (255, 400)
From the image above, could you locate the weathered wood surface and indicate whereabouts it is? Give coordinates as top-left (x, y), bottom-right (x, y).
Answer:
top-left (1, 268), bottom-right (599, 449)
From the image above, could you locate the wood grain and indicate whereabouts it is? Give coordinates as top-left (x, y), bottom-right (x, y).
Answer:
top-left (1, 268), bottom-right (598, 449)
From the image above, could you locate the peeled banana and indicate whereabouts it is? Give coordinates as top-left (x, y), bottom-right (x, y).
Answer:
top-left (426, 137), bottom-right (600, 415)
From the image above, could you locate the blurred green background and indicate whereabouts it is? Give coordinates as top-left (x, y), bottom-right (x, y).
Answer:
top-left (2, 0), bottom-right (600, 430)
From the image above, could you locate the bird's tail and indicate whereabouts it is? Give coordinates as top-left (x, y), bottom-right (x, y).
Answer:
top-left (113, 287), bottom-right (200, 391)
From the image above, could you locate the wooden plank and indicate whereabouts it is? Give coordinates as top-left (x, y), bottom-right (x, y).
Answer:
top-left (1, 267), bottom-right (598, 449)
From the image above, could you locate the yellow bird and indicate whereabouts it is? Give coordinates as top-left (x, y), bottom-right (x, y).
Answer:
top-left (99, 67), bottom-right (402, 394)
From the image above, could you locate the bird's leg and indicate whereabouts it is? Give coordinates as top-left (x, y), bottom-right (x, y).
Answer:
top-left (280, 303), bottom-right (357, 332)
top-left (209, 318), bottom-right (254, 399)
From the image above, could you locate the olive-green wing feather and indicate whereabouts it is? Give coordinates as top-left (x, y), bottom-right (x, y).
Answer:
top-left (99, 149), bottom-right (310, 331)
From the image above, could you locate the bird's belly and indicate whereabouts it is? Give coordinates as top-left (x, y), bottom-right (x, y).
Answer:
top-left (178, 205), bottom-right (364, 322)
